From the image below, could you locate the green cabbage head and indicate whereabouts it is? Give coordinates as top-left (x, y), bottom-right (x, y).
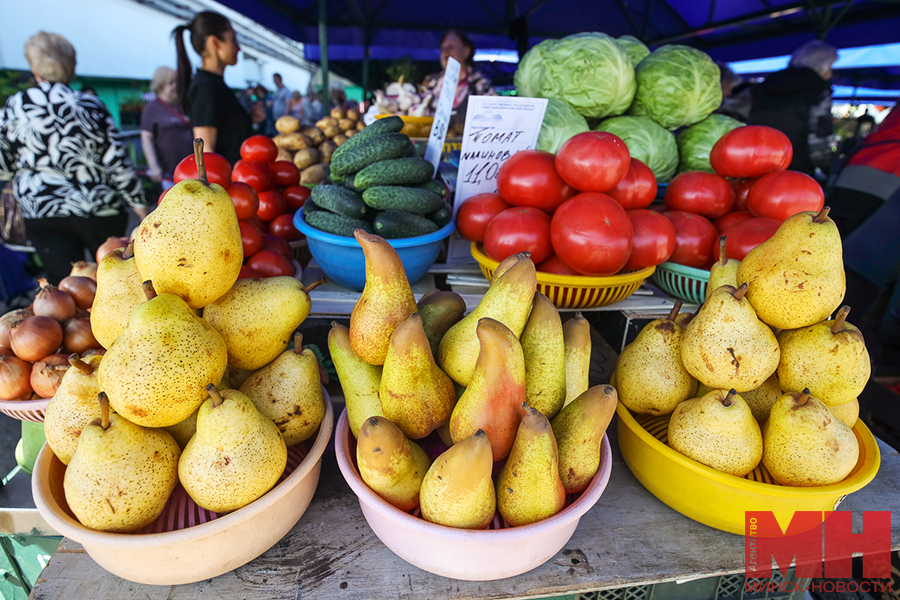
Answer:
top-left (677, 114), bottom-right (744, 174)
top-left (537, 98), bottom-right (589, 154)
top-left (617, 35), bottom-right (650, 67)
top-left (628, 45), bottom-right (722, 129)
top-left (595, 115), bottom-right (678, 182)
top-left (515, 32), bottom-right (636, 120)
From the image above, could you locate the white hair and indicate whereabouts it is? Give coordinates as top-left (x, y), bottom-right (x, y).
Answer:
top-left (24, 31), bottom-right (76, 84)
top-left (789, 40), bottom-right (839, 79)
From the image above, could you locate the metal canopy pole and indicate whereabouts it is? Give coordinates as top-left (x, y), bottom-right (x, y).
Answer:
top-left (319, 0), bottom-right (330, 114)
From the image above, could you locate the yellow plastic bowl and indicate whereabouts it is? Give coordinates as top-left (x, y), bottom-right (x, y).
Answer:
top-left (374, 114), bottom-right (434, 138)
top-left (470, 243), bottom-right (655, 309)
top-left (615, 402), bottom-right (880, 536)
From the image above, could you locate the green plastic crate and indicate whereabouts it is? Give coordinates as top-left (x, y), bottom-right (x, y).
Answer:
top-left (651, 261), bottom-right (710, 305)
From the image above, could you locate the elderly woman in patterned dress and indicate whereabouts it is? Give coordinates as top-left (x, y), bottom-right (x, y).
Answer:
top-left (0, 32), bottom-right (147, 284)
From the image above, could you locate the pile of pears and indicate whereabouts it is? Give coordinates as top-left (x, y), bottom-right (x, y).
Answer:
top-left (43, 141), bottom-right (328, 533)
top-left (332, 231), bottom-right (616, 529)
top-left (616, 208), bottom-right (868, 487)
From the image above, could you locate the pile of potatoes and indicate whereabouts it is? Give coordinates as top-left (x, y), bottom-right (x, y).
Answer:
top-left (272, 107), bottom-right (365, 185)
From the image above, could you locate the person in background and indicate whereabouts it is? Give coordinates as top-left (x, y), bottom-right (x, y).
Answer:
top-left (0, 32), bottom-right (147, 284)
top-left (290, 91), bottom-right (303, 120)
top-left (714, 62), bottom-right (753, 122)
top-left (747, 40), bottom-right (838, 178)
top-left (81, 86), bottom-right (97, 96)
top-left (422, 30), bottom-right (495, 128)
top-left (173, 11), bottom-right (251, 164)
top-left (330, 85), bottom-right (355, 112)
top-left (140, 66), bottom-right (193, 191)
top-left (302, 89), bottom-right (323, 126)
top-left (251, 84), bottom-right (270, 135)
top-left (271, 73), bottom-right (292, 122)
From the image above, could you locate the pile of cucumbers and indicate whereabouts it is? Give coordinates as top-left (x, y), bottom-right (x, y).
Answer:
top-left (301, 116), bottom-right (452, 239)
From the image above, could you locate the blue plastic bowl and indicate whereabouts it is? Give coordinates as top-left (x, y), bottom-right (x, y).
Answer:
top-left (293, 206), bottom-right (455, 291)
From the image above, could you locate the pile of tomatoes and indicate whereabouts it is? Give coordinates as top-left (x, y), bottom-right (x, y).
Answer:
top-left (457, 125), bottom-right (823, 276)
top-left (166, 135), bottom-right (311, 278)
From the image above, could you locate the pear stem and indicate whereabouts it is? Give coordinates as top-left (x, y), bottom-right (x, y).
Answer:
top-left (667, 301), bottom-right (683, 322)
top-left (293, 332), bottom-right (303, 354)
top-left (831, 305), bottom-right (851, 334)
top-left (723, 389), bottom-right (737, 407)
top-left (206, 383), bottom-right (224, 407)
top-left (122, 241), bottom-right (135, 260)
top-left (797, 388), bottom-right (811, 406)
top-left (193, 138), bottom-right (208, 186)
top-left (68, 354), bottom-right (94, 375)
top-left (303, 279), bottom-right (326, 294)
top-left (142, 280), bottom-right (157, 301)
top-left (718, 235), bottom-right (728, 266)
top-left (812, 206), bottom-right (831, 223)
top-left (732, 282), bottom-right (748, 301)
top-left (98, 392), bottom-right (110, 430)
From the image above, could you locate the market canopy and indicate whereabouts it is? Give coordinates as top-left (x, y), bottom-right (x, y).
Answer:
top-left (215, 0), bottom-right (900, 90)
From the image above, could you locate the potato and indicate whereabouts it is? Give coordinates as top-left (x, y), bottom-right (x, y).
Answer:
top-left (275, 115), bottom-right (300, 134)
top-left (331, 106), bottom-right (347, 120)
top-left (301, 126), bottom-right (326, 146)
top-left (316, 117), bottom-right (338, 130)
top-left (300, 164), bottom-right (327, 185)
top-left (273, 133), bottom-right (311, 151)
top-left (276, 146), bottom-right (294, 162)
top-left (323, 124), bottom-right (342, 139)
top-left (318, 140), bottom-right (338, 164)
top-left (293, 147), bottom-right (320, 170)
top-left (356, 121), bottom-right (366, 131)
top-left (338, 118), bottom-right (355, 131)
top-left (347, 108), bottom-right (360, 122)
top-left (333, 134), bottom-right (348, 147)
top-left (344, 129), bottom-right (356, 138)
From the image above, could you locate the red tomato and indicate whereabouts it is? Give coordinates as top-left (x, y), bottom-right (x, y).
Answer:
top-left (225, 182), bottom-right (260, 221)
top-left (606, 158), bottom-right (657, 210)
top-left (269, 161), bottom-right (300, 186)
top-left (173, 153), bottom-right (232, 186)
top-left (238, 264), bottom-right (262, 279)
top-left (456, 193), bottom-right (511, 242)
top-left (239, 220), bottom-right (263, 257)
top-left (747, 170), bottom-right (824, 221)
top-left (664, 172), bottom-right (735, 219)
top-left (268, 213), bottom-right (302, 241)
top-left (710, 126), bottom-right (793, 179)
top-left (496, 150), bottom-right (575, 212)
top-left (555, 131), bottom-right (631, 192)
top-left (662, 211), bottom-right (719, 269)
top-left (713, 211), bottom-right (754, 234)
top-left (536, 255), bottom-right (581, 275)
top-left (157, 188), bottom-right (168, 205)
top-left (240, 135), bottom-right (278, 163)
top-left (483, 207), bottom-right (553, 264)
top-left (623, 209), bottom-right (676, 271)
top-left (283, 185), bottom-right (311, 211)
top-left (550, 193), bottom-right (633, 276)
top-left (730, 177), bottom-right (758, 212)
top-left (261, 234), bottom-right (293, 259)
top-left (722, 217), bottom-right (781, 261)
top-left (245, 214), bottom-right (266, 233)
top-left (248, 249), bottom-right (295, 277)
top-left (232, 160), bottom-right (273, 192)
top-left (257, 190), bottom-right (287, 222)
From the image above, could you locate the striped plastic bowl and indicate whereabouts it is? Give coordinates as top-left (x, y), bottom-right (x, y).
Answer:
top-left (651, 261), bottom-right (710, 304)
top-left (470, 243), bottom-right (654, 310)
top-left (0, 397), bottom-right (51, 422)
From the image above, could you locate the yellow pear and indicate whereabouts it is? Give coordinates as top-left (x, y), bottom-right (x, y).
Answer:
top-left (64, 393), bottom-right (180, 532)
top-left (737, 207), bottom-right (845, 329)
top-left (706, 235), bottom-right (740, 300)
top-left (740, 374), bottom-right (782, 422)
top-left (680, 284), bottom-right (780, 392)
top-left (240, 333), bottom-right (326, 446)
top-left (350, 231), bottom-right (418, 366)
top-left (356, 416), bottom-right (431, 512)
top-left (43, 355), bottom-right (104, 465)
top-left (563, 312), bottom-right (592, 407)
top-left (776, 306), bottom-right (870, 406)
top-left (328, 322), bottom-right (383, 439)
top-left (133, 142), bottom-right (242, 309)
top-left (179, 385), bottom-right (287, 513)
top-left (828, 398), bottom-right (860, 428)
top-left (163, 408), bottom-right (198, 450)
top-left (668, 389), bottom-right (763, 477)
top-left (551, 385), bottom-right (617, 494)
top-left (520, 292), bottom-right (566, 418)
top-left (762, 389), bottom-right (859, 486)
top-left (417, 289), bottom-right (466, 360)
top-left (438, 253), bottom-right (536, 386)
top-left (203, 277), bottom-right (323, 371)
top-left (90, 243), bottom-right (145, 349)
top-left (617, 302), bottom-right (698, 415)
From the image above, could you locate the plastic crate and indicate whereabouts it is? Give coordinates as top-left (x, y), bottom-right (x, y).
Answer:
top-left (651, 261), bottom-right (710, 304)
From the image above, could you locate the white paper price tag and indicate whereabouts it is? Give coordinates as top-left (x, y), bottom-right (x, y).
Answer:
top-left (424, 57), bottom-right (460, 172)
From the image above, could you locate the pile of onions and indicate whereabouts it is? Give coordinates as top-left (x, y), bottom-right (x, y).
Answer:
top-left (0, 354), bottom-right (33, 400)
top-left (0, 308), bottom-right (33, 348)
top-left (33, 279), bottom-right (76, 322)
top-left (69, 261), bottom-right (97, 280)
top-left (10, 316), bottom-right (63, 362)
top-left (30, 353), bottom-right (70, 398)
top-left (59, 276), bottom-right (96, 310)
top-left (63, 317), bottom-right (99, 355)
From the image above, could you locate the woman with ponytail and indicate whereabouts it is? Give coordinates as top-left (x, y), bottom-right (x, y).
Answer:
top-left (173, 11), bottom-right (250, 164)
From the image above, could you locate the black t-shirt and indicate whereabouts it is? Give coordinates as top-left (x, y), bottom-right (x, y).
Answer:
top-left (185, 69), bottom-right (251, 164)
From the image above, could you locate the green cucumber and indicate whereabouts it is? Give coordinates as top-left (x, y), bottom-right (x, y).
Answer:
top-left (332, 115), bottom-right (404, 160)
top-left (361, 186), bottom-right (444, 215)
top-left (304, 210), bottom-right (372, 237)
top-left (427, 204), bottom-right (452, 228)
top-left (310, 185), bottom-right (368, 219)
top-left (330, 133), bottom-right (410, 177)
top-left (373, 210), bottom-right (439, 239)
top-left (353, 158), bottom-right (435, 190)
top-left (344, 175), bottom-right (361, 193)
top-left (419, 178), bottom-right (447, 198)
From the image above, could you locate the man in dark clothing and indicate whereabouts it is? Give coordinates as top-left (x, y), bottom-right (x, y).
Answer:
top-left (747, 40), bottom-right (838, 178)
